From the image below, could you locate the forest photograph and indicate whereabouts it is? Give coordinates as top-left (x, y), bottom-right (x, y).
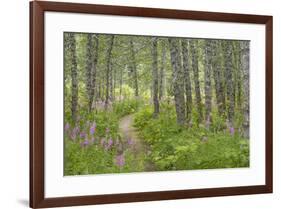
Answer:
top-left (63, 32), bottom-right (250, 176)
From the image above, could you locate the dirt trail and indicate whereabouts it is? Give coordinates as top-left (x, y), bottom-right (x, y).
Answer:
top-left (119, 114), bottom-right (155, 171)
top-left (119, 114), bottom-right (139, 144)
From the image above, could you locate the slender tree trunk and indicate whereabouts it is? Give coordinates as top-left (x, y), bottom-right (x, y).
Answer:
top-left (233, 42), bottom-right (242, 109)
top-left (105, 35), bottom-right (114, 110)
top-left (85, 34), bottom-right (93, 111)
top-left (211, 41), bottom-right (226, 116)
top-left (98, 78), bottom-right (101, 100)
top-left (204, 40), bottom-right (212, 128)
top-left (102, 74), bottom-right (106, 102)
top-left (91, 35), bottom-right (99, 108)
top-left (181, 39), bottom-right (192, 122)
top-left (119, 65), bottom-right (124, 100)
top-left (190, 40), bottom-right (203, 123)
top-left (240, 41), bottom-right (250, 138)
top-left (151, 38), bottom-right (160, 117)
top-left (69, 33), bottom-right (78, 121)
top-left (129, 38), bottom-right (139, 97)
top-left (85, 34), bottom-right (99, 112)
top-left (159, 41), bottom-right (166, 100)
top-left (109, 59), bottom-right (113, 101)
top-left (224, 41), bottom-right (235, 126)
top-left (112, 64), bottom-right (116, 101)
top-left (211, 41), bottom-right (221, 114)
top-left (169, 38), bottom-right (186, 125)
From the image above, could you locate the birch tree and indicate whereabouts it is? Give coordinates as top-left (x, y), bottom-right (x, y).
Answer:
top-left (85, 34), bottom-right (99, 111)
top-left (85, 34), bottom-right (93, 111)
top-left (129, 38), bottom-right (139, 97)
top-left (204, 40), bottom-right (212, 128)
top-left (190, 40), bottom-right (203, 122)
top-left (240, 41), bottom-right (250, 138)
top-left (233, 42), bottom-right (242, 109)
top-left (91, 35), bottom-right (99, 106)
top-left (211, 41), bottom-right (226, 116)
top-left (105, 35), bottom-right (114, 110)
top-left (224, 41), bottom-right (235, 126)
top-left (159, 40), bottom-right (166, 100)
top-left (68, 33), bottom-right (78, 121)
top-left (151, 38), bottom-right (160, 117)
top-left (181, 39), bottom-right (192, 122)
top-left (169, 38), bottom-right (186, 125)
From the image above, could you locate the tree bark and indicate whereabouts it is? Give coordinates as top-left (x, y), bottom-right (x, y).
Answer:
top-left (151, 38), bottom-right (160, 117)
top-left (204, 40), bottom-right (212, 128)
top-left (224, 41), bottom-right (235, 126)
top-left (69, 33), bottom-right (78, 121)
top-left (105, 35), bottom-right (114, 110)
top-left (129, 38), bottom-right (139, 97)
top-left (240, 41), bottom-right (250, 138)
top-left (119, 66), bottom-right (123, 99)
top-left (91, 35), bottom-right (99, 107)
top-left (112, 63), bottom-right (117, 101)
top-left (169, 38), bottom-right (186, 125)
top-left (181, 39), bottom-right (192, 122)
top-left (85, 34), bottom-right (93, 111)
top-left (85, 34), bottom-right (99, 112)
top-left (190, 40), bottom-right (203, 123)
top-left (211, 41), bottom-right (226, 116)
top-left (233, 42), bottom-right (242, 109)
top-left (109, 59), bottom-right (113, 101)
top-left (159, 41), bottom-right (166, 100)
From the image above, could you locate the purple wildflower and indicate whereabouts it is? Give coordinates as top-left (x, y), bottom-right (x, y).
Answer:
top-left (80, 131), bottom-right (86, 138)
top-left (106, 127), bottom-right (110, 134)
top-left (115, 154), bottom-right (125, 167)
top-left (104, 138), bottom-right (113, 150)
top-left (73, 126), bottom-right (80, 135)
top-left (65, 123), bottom-right (70, 131)
top-left (229, 127), bottom-right (235, 136)
top-left (127, 138), bottom-right (134, 146)
top-left (80, 139), bottom-right (89, 148)
top-left (90, 122), bottom-right (96, 135)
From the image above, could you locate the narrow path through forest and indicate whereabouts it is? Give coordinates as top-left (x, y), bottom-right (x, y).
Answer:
top-left (119, 114), bottom-right (155, 171)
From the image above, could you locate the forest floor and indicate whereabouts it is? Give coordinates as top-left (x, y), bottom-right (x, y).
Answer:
top-left (119, 114), bottom-right (155, 171)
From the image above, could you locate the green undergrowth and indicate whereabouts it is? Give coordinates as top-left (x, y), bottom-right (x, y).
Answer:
top-left (64, 99), bottom-right (145, 175)
top-left (133, 103), bottom-right (249, 171)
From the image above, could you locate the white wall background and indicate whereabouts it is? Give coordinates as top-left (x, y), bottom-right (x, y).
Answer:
top-left (0, 0), bottom-right (279, 208)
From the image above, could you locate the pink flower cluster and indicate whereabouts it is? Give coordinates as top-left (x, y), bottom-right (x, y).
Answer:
top-left (65, 119), bottom-right (135, 168)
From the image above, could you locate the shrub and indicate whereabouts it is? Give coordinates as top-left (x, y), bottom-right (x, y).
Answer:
top-left (133, 105), bottom-right (249, 171)
top-left (113, 99), bottom-right (142, 118)
top-left (64, 107), bottom-right (146, 175)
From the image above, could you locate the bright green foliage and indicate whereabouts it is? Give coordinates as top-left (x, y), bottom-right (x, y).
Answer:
top-left (64, 139), bottom-right (144, 175)
top-left (113, 99), bottom-right (143, 118)
top-left (134, 105), bottom-right (249, 171)
top-left (64, 33), bottom-right (250, 176)
top-left (64, 108), bottom-right (145, 175)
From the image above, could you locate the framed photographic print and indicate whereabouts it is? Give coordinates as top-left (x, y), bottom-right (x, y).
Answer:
top-left (30, 1), bottom-right (273, 208)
